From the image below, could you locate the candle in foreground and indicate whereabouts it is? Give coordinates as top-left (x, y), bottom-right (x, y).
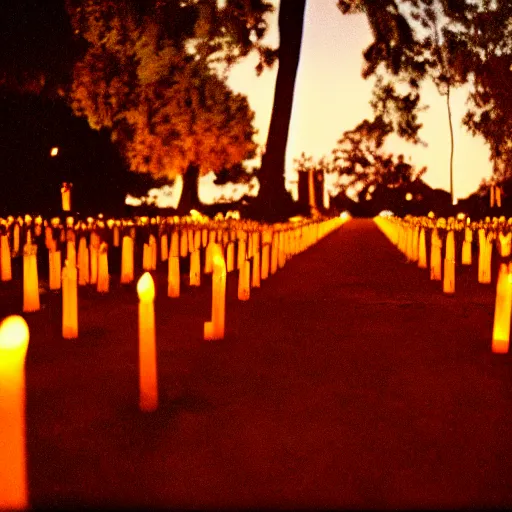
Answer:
top-left (492, 264), bottom-right (512, 354)
top-left (137, 273), bottom-right (158, 412)
top-left (204, 244), bottom-right (226, 340)
top-left (0, 315), bottom-right (30, 510)
top-left (0, 235), bottom-right (12, 282)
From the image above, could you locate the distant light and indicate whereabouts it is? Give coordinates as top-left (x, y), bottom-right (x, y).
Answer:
top-left (50, 147), bottom-right (59, 157)
top-left (456, 213), bottom-right (466, 220)
top-left (340, 211), bottom-right (351, 219)
top-left (428, 211), bottom-right (435, 218)
top-left (405, 192), bottom-right (413, 201)
top-left (379, 210), bottom-right (394, 218)
top-left (98, 213), bottom-right (104, 219)
top-left (453, 198), bottom-right (458, 205)
top-left (125, 195), bottom-right (143, 207)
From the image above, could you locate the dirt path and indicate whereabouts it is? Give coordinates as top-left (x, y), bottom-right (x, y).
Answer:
top-left (5, 218), bottom-right (512, 508)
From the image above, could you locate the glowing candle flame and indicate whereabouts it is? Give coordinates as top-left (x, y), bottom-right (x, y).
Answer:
top-left (137, 272), bottom-right (155, 302)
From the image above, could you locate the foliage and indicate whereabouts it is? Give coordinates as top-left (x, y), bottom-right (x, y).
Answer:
top-left (331, 117), bottom-right (426, 201)
top-left (65, 0), bottom-right (265, 181)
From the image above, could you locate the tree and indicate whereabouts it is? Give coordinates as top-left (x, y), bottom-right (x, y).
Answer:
top-left (331, 117), bottom-right (425, 204)
top-left (66, 0), bottom-right (264, 214)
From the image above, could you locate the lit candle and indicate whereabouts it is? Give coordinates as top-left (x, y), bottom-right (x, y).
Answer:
top-left (49, 248), bottom-right (62, 291)
top-left (0, 235), bottom-right (12, 282)
top-left (261, 229), bottom-right (271, 280)
top-left (0, 315), bottom-right (29, 510)
top-left (251, 231), bottom-right (261, 288)
top-left (62, 260), bottom-right (78, 339)
top-left (149, 234), bottom-right (157, 270)
top-left (478, 229), bottom-right (492, 284)
top-left (238, 259), bottom-right (250, 301)
top-left (89, 234), bottom-right (99, 285)
top-left (23, 243), bottom-right (39, 313)
top-left (492, 263), bottom-right (512, 353)
top-left (226, 241), bottom-right (235, 272)
top-left (137, 273), bottom-right (158, 412)
top-left (78, 237), bottom-right (89, 285)
top-left (461, 227), bottom-right (472, 265)
top-left (142, 242), bottom-right (150, 271)
top-left (417, 227), bottom-right (427, 269)
top-left (167, 254), bottom-right (180, 298)
top-left (443, 230), bottom-right (455, 294)
top-left (113, 225), bottom-right (120, 248)
top-left (120, 236), bottom-right (134, 284)
top-left (160, 234), bottom-right (168, 262)
top-left (189, 249), bottom-right (201, 286)
top-left (180, 229), bottom-right (188, 257)
top-left (278, 231), bottom-right (286, 268)
top-left (204, 244), bottom-right (226, 340)
top-left (270, 231), bottom-right (279, 274)
top-left (13, 223), bottom-right (20, 257)
top-left (430, 228), bottom-right (442, 281)
top-left (97, 242), bottom-right (109, 293)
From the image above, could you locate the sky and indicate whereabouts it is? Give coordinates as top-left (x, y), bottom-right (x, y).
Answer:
top-left (168, 0), bottom-right (493, 208)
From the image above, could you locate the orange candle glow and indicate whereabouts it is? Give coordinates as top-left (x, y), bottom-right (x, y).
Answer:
top-left (62, 260), bottom-right (78, 339)
top-left (49, 249), bottom-right (62, 291)
top-left (137, 273), bottom-right (158, 412)
top-left (461, 227), bottom-right (472, 265)
top-left (492, 264), bottom-right (512, 354)
top-left (189, 249), bottom-right (201, 286)
top-left (430, 228), bottom-right (442, 281)
top-left (78, 237), bottom-right (90, 286)
top-left (0, 315), bottom-right (29, 510)
top-left (238, 259), bottom-right (250, 301)
top-left (120, 236), bottom-right (134, 284)
top-left (0, 235), bottom-right (12, 282)
top-left (97, 242), bottom-right (109, 293)
top-left (23, 243), bottom-right (39, 313)
top-left (417, 227), bottom-right (427, 269)
top-left (443, 230), bottom-right (455, 294)
top-left (226, 241), bottom-right (235, 272)
top-left (204, 244), bottom-right (226, 340)
top-left (160, 234), bottom-right (168, 262)
top-left (252, 232), bottom-right (261, 288)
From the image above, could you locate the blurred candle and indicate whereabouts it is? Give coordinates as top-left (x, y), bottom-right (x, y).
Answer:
top-left (238, 259), bottom-right (250, 301)
top-left (252, 231), bottom-right (261, 288)
top-left (261, 230), bottom-right (271, 280)
top-left (113, 225), bottom-right (120, 247)
top-left (204, 244), bottom-right (226, 340)
top-left (142, 243), bottom-right (151, 271)
top-left (189, 249), bottom-right (201, 286)
top-left (23, 243), bottom-right (39, 313)
top-left (137, 273), bottom-right (158, 412)
top-left (62, 260), bottom-right (78, 339)
top-left (13, 223), bottom-right (20, 257)
top-left (0, 235), bottom-right (12, 282)
top-left (492, 263), bottom-right (512, 354)
top-left (0, 315), bottom-right (29, 510)
top-left (462, 227), bottom-right (472, 265)
top-left (120, 236), bottom-right (134, 284)
top-left (270, 232), bottom-right (279, 275)
top-left (417, 227), bottom-right (427, 269)
top-left (443, 230), bottom-right (455, 294)
top-left (430, 228), bottom-right (442, 281)
top-left (180, 229), bottom-right (188, 257)
top-left (97, 242), bottom-right (109, 293)
top-left (160, 234), bottom-right (168, 262)
top-left (149, 234), bottom-right (157, 270)
top-left (89, 236), bottom-right (99, 285)
top-left (226, 241), bottom-right (235, 272)
top-left (49, 249), bottom-right (62, 291)
top-left (78, 237), bottom-right (90, 286)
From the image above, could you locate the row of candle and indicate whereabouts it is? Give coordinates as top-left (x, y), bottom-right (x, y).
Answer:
top-left (374, 215), bottom-right (511, 354)
top-left (0, 213), bottom-right (348, 509)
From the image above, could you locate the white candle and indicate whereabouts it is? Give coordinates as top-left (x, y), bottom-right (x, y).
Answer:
top-left (137, 273), bottom-right (158, 412)
top-left (0, 315), bottom-right (29, 510)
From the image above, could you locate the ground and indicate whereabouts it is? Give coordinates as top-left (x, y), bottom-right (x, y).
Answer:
top-left (0, 218), bottom-right (511, 509)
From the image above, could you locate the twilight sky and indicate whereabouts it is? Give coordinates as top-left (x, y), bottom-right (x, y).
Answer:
top-left (168, 0), bottom-right (493, 208)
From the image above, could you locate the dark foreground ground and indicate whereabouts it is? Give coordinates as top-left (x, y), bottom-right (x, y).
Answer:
top-left (0, 218), bottom-right (511, 509)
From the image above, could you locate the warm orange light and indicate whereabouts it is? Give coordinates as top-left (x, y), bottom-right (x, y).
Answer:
top-left (0, 315), bottom-right (29, 510)
top-left (0, 316), bottom-right (29, 353)
top-left (50, 147), bottom-right (59, 157)
top-left (405, 192), bottom-right (413, 201)
top-left (137, 272), bottom-right (155, 302)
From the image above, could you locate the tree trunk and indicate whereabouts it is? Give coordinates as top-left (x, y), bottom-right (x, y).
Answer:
top-left (176, 164), bottom-right (201, 215)
top-left (447, 86), bottom-right (455, 205)
top-left (256, 0), bottom-right (307, 221)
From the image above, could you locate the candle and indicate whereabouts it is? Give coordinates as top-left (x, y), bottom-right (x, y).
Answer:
top-left (270, 232), bottom-right (279, 275)
top-left (261, 229), bottom-right (271, 280)
top-left (0, 315), bottom-right (29, 510)
top-left (237, 233), bottom-right (247, 271)
top-left (204, 244), bottom-right (226, 340)
top-left (49, 249), bottom-right (62, 291)
top-left (142, 243), bottom-right (150, 271)
top-left (443, 230), bottom-right (455, 294)
top-left (62, 260), bottom-right (78, 339)
top-left (0, 235), bottom-right (12, 282)
top-left (167, 254), bottom-right (180, 298)
top-left (251, 232), bottom-right (261, 288)
top-left (180, 229), bottom-right (188, 257)
top-left (137, 273), bottom-right (158, 412)
top-left (78, 237), bottom-right (90, 285)
top-left (430, 228), bottom-right (442, 281)
top-left (278, 231), bottom-right (286, 268)
top-left (149, 234), bottom-right (157, 270)
top-left (113, 225), bottom-right (120, 247)
top-left (461, 227), bottom-right (472, 265)
top-left (89, 236), bottom-right (99, 285)
top-left (238, 259), bottom-right (250, 301)
top-left (160, 234), bottom-right (168, 262)
top-left (13, 223), bottom-right (20, 257)
top-left (417, 227), bottom-right (427, 269)
top-left (23, 243), bottom-right (40, 313)
top-left (492, 263), bottom-right (512, 353)
top-left (120, 236), bottom-right (134, 284)
top-left (97, 242), bottom-right (109, 293)
top-left (189, 249), bottom-right (201, 286)
top-left (478, 230), bottom-right (492, 284)
top-left (226, 241), bottom-right (235, 272)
